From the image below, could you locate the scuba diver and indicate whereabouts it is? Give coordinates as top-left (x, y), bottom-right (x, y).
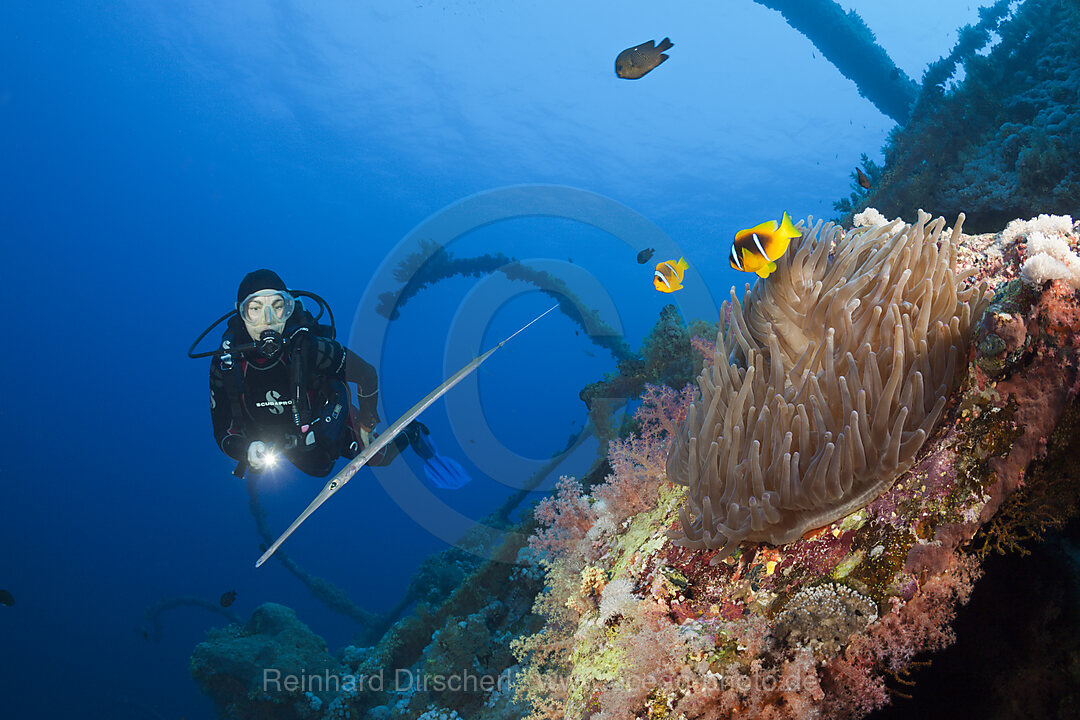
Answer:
top-left (191, 269), bottom-right (468, 483)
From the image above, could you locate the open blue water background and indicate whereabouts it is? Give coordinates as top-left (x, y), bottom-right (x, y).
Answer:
top-left (0, 1), bottom-right (982, 717)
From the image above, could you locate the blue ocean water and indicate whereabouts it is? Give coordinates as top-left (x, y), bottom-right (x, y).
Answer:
top-left (0, 1), bottom-right (983, 718)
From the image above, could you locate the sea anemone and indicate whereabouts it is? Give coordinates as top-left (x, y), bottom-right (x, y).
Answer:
top-left (667, 212), bottom-right (990, 561)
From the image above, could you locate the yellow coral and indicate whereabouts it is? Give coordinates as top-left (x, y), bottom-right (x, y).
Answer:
top-left (580, 566), bottom-right (607, 598)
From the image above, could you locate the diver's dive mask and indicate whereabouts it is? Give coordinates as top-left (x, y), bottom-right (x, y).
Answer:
top-left (187, 287), bottom-right (335, 362)
top-left (238, 289), bottom-right (295, 341)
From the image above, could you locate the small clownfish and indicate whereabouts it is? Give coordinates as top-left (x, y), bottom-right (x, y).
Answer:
top-left (729, 212), bottom-right (801, 279)
top-left (654, 257), bottom-right (689, 293)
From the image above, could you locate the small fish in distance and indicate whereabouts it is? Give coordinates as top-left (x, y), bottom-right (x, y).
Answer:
top-left (616, 38), bottom-right (673, 79)
top-left (856, 167), bottom-right (872, 190)
top-left (637, 247), bottom-right (655, 264)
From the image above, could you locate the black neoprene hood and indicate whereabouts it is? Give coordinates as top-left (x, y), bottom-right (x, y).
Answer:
top-left (236, 269), bottom-right (287, 305)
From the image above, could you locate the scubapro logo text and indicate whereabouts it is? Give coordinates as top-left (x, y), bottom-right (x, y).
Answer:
top-left (257, 390), bottom-right (292, 414)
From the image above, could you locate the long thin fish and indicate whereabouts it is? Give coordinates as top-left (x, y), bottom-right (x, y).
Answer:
top-left (255, 303), bottom-right (560, 567)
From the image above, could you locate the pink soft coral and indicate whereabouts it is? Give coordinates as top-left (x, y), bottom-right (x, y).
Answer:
top-left (530, 476), bottom-right (598, 563)
top-left (593, 384), bottom-right (696, 525)
top-left (821, 551), bottom-right (981, 718)
top-left (634, 383), bottom-right (696, 443)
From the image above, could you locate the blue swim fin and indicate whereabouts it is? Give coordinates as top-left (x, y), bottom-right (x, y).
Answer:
top-left (408, 423), bottom-right (472, 489)
top-left (423, 449), bottom-right (472, 490)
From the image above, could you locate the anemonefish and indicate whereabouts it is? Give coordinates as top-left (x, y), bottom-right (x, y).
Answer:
top-left (729, 212), bottom-right (801, 279)
top-left (654, 257), bottom-right (689, 293)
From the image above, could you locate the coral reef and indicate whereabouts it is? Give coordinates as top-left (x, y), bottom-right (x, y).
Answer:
top-left (189, 215), bottom-right (1080, 720)
top-left (839, 0), bottom-right (1080, 231)
top-left (1011, 214), bottom-right (1080, 289)
top-left (512, 213), bottom-right (1080, 720)
top-left (772, 583), bottom-right (878, 657)
top-left (667, 213), bottom-right (988, 559)
top-left (187, 304), bottom-right (707, 720)
top-left (190, 603), bottom-right (349, 720)
top-left (578, 304), bottom-right (715, 450)
top-left (329, 526), bottom-right (544, 720)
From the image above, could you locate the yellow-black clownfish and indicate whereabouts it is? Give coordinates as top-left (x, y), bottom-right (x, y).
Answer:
top-left (729, 212), bottom-right (801, 279)
top-left (654, 257), bottom-right (689, 293)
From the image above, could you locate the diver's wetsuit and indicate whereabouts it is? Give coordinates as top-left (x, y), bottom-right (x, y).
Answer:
top-left (209, 311), bottom-right (409, 477)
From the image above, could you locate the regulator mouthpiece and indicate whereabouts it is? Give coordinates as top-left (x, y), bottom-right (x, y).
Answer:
top-left (257, 330), bottom-right (283, 359)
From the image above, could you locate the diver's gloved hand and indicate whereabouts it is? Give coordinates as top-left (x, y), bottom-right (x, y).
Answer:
top-left (247, 441), bottom-right (273, 471)
top-left (355, 405), bottom-right (380, 432)
top-left (404, 421), bottom-right (434, 461)
top-left (358, 426), bottom-right (375, 447)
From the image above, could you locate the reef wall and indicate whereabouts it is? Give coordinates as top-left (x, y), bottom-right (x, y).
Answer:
top-left (838, 0), bottom-right (1080, 232)
top-left (512, 212), bottom-right (1080, 720)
